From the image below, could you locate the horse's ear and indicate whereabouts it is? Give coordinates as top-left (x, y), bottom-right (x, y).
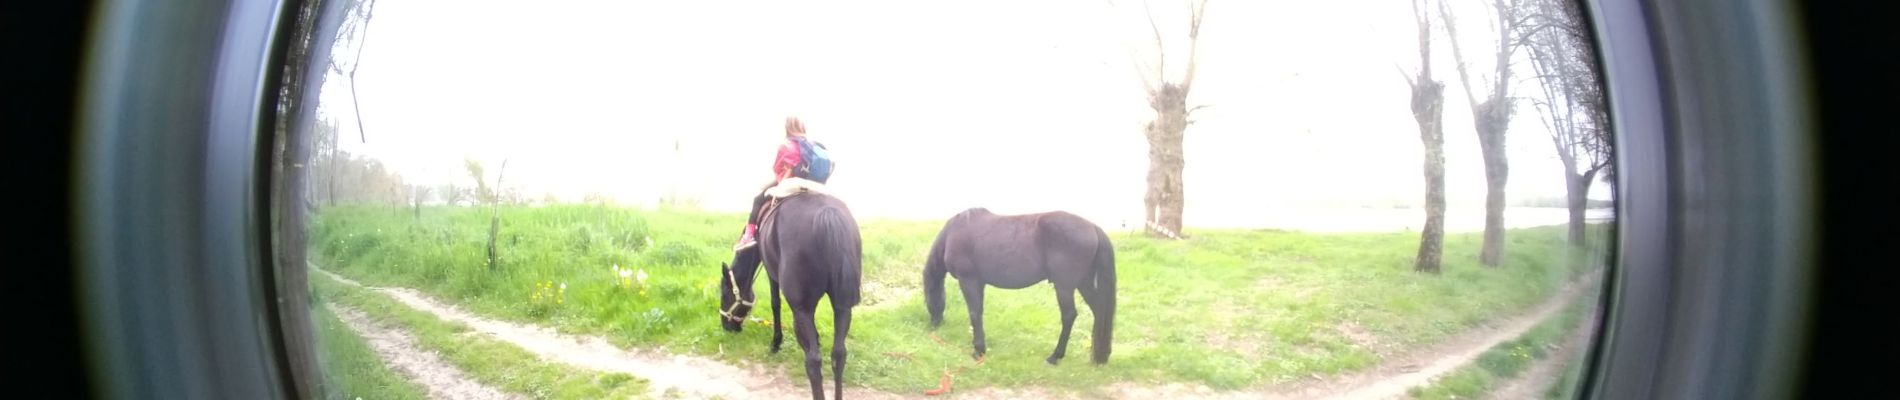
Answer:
top-left (720, 262), bottom-right (729, 269)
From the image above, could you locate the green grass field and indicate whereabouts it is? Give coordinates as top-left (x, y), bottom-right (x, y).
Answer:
top-left (312, 271), bottom-right (651, 399)
top-left (312, 303), bottom-right (429, 400)
top-left (311, 204), bottom-right (1597, 395)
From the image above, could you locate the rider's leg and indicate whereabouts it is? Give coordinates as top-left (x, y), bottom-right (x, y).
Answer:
top-left (734, 182), bottom-right (774, 251)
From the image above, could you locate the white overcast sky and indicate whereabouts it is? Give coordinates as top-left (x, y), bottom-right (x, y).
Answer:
top-left (318, 0), bottom-right (1610, 228)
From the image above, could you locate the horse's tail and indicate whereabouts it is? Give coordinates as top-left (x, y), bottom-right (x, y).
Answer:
top-left (817, 207), bottom-right (861, 308)
top-left (1089, 226), bottom-right (1117, 364)
top-left (923, 218), bottom-right (953, 327)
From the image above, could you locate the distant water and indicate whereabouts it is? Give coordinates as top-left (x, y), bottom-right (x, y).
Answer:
top-left (1171, 206), bottom-right (1614, 233)
top-left (839, 206), bottom-right (1613, 234)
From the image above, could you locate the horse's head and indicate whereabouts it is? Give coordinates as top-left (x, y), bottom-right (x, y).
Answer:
top-left (717, 249), bottom-right (763, 332)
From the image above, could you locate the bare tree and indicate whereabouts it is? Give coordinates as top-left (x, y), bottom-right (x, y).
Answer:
top-left (311, 149), bottom-right (408, 205)
top-left (1114, 0), bottom-right (1211, 239)
top-left (1399, 0), bottom-right (1450, 273)
top-left (329, 0), bottom-right (378, 144)
top-left (442, 183), bottom-right (470, 206)
top-left (466, 158), bottom-right (509, 270)
top-left (410, 183), bottom-right (432, 220)
top-left (1440, 0), bottom-right (1524, 266)
top-left (309, 116), bottom-right (341, 206)
top-left (1521, 0), bottom-right (1610, 247)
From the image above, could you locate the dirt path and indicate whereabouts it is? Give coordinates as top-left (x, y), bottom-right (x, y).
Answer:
top-left (1259, 272), bottom-right (1603, 400)
top-left (315, 266), bottom-right (1598, 400)
top-left (330, 305), bottom-right (520, 400)
top-left (1486, 310), bottom-right (1601, 400)
top-left (316, 268), bottom-right (911, 400)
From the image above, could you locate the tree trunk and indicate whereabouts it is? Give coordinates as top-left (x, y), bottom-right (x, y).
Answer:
top-left (1439, 0), bottom-right (1518, 267)
top-left (327, 156), bottom-right (338, 206)
top-left (1565, 166), bottom-right (1599, 247)
top-left (484, 160), bottom-right (508, 270)
top-left (1144, 84), bottom-right (1189, 239)
top-left (1476, 101), bottom-right (1511, 267)
top-left (325, 136), bottom-right (338, 206)
top-left (1412, 83), bottom-right (1447, 273)
top-left (485, 211), bottom-right (500, 270)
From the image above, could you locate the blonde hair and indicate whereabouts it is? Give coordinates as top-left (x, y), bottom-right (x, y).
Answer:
top-left (784, 116), bottom-right (806, 136)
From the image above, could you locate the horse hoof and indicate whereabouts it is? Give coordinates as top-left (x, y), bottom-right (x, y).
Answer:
top-left (1045, 356), bottom-right (1062, 365)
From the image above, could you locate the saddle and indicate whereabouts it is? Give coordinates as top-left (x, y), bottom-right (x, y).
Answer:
top-left (758, 177), bottom-right (828, 240)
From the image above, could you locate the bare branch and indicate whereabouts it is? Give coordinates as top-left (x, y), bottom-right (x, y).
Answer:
top-left (494, 158), bottom-right (509, 192)
top-left (346, 0), bottom-right (378, 144)
top-left (1488, 0), bottom-right (1518, 101)
top-left (1509, 13), bottom-right (1541, 37)
top-left (1396, 62), bottom-right (1418, 88)
top-left (1412, 0), bottom-right (1430, 27)
top-left (1125, 43), bottom-right (1159, 94)
top-left (1181, 0), bottom-right (1210, 90)
top-left (348, 78), bottom-right (368, 144)
top-left (1584, 158), bottom-right (1611, 176)
top-left (1144, 0), bottom-right (1165, 90)
top-left (1438, 0), bottom-right (1481, 109)
top-left (1509, 23), bottom-right (1557, 52)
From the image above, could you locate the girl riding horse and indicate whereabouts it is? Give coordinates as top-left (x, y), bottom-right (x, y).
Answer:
top-left (735, 116), bottom-right (830, 251)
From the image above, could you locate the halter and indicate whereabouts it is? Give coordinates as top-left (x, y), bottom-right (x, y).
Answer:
top-left (720, 259), bottom-right (755, 322)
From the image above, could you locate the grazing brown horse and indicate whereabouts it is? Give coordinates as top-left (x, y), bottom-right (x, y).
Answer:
top-left (719, 192), bottom-right (862, 400)
top-left (923, 208), bottom-right (1117, 365)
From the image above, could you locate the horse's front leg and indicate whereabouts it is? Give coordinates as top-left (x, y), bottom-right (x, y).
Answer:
top-left (770, 276), bottom-right (784, 353)
top-left (960, 279), bottom-right (988, 360)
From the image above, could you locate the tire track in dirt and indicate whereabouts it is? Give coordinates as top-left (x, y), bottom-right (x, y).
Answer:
top-left (1291, 272), bottom-right (1602, 400)
top-left (329, 305), bottom-right (520, 400)
top-left (1485, 309), bottom-right (1601, 400)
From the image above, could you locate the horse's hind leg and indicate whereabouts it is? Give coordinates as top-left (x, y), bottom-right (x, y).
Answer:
top-left (960, 279), bottom-right (988, 360)
top-left (793, 308), bottom-right (825, 400)
top-left (770, 277), bottom-right (785, 353)
top-left (830, 301), bottom-right (853, 400)
top-left (1047, 283), bottom-right (1079, 365)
